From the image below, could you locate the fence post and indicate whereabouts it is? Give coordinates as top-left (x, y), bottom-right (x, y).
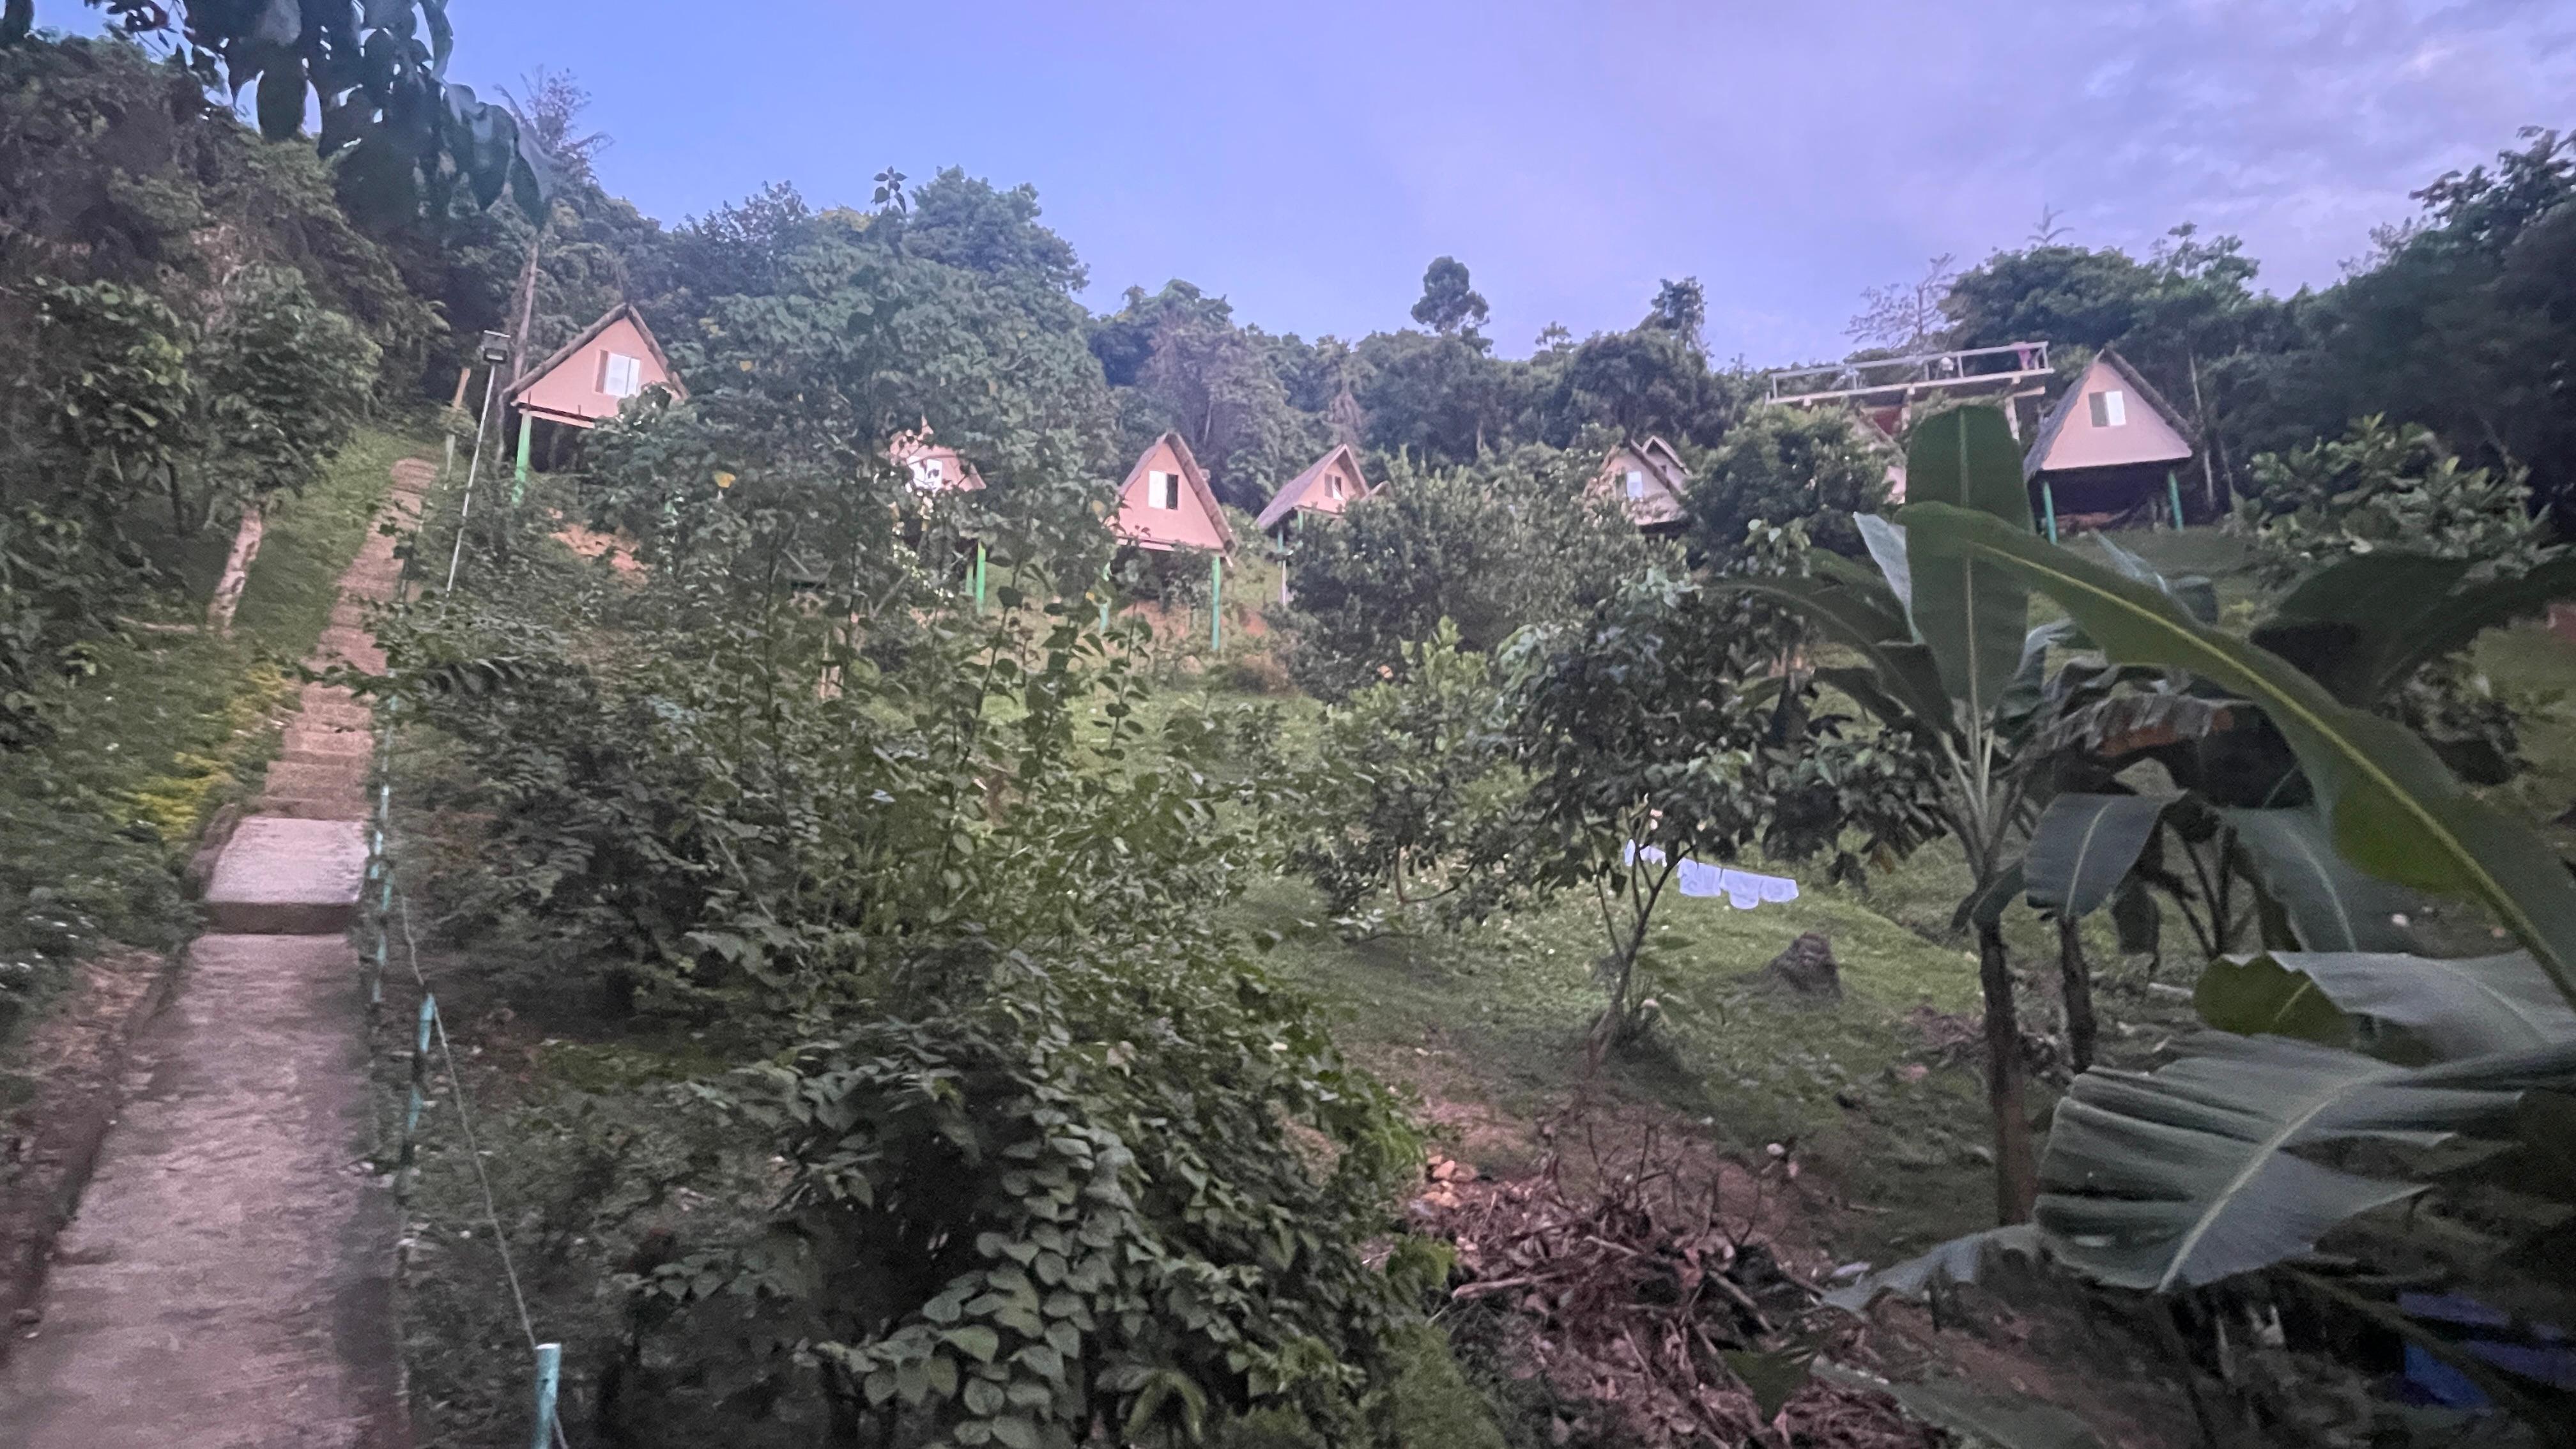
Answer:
top-left (529, 1342), bottom-right (562, 1449)
top-left (399, 995), bottom-right (435, 1201)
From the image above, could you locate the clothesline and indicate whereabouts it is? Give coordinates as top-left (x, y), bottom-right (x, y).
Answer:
top-left (1623, 844), bottom-right (1800, 910)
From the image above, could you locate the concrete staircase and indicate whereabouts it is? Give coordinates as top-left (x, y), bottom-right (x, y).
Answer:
top-left (0, 458), bottom-right (434, 1448)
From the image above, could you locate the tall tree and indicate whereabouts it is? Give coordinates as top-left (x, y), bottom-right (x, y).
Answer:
top-left (1410, 255), bottom-right (1490, 339)
top-left (1642, 276), bottom-right (1706, 354)
top-left (1848, 254), bottom-right (1958, 353)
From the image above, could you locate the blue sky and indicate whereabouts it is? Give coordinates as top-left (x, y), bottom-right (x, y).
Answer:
top-left (446, 1), bottom-right (2575, 363)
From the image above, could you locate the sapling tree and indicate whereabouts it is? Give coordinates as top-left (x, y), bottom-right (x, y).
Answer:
top-left (1484, 554), bottom-right (1938, 1052)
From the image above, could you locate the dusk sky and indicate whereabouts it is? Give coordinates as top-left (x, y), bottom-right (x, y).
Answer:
top-left (441, 1), bottom-right (2574, 364)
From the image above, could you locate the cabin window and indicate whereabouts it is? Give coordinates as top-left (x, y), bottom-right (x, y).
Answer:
top-left (919, 459), bottom-right (944, 486)
top-left (1625, 469), bottom-right (1648, 500)
top-left (1326, 474), bottom-right (1344, 500)
top-left (1150, 471), bottom-right (1181, 510)
top-left (600, 351), bottom-right (645, 398)
top-left (2088, 389), bottom-right (2127, 427)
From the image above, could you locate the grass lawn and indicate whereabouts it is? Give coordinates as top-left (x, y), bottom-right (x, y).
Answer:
top-left (1235, 862), bottom-right (2034, 1263)
top-left (0, 426), bottom-right (423, 1056)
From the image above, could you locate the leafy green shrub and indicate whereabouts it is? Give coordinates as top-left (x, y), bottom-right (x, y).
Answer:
top-left (1279, 446), bottom-right (1661, 700)
top-left (1685, 403), bottom-right (1893, 563)
top-left (2237, 416), bottom-right (2560, 779)
top-left (631, 939), bottom-right (1423, 1448)
top-left (1277, 620), bottom-right (1512, 921)
top-left (2237, 415), bottom-right (2555, 586)
top-left (385, 471), bottom-right (1450, 1441)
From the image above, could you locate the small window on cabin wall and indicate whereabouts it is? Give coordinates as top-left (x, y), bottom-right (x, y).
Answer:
top-left (600, 351), bottom-right (645, 399)
top-left (2087, 389), bottom-right (2127, 427)
top-left (1151, 471), bottom-right (1180, 510)
top-left (1625, 468), bottom-right (1648, 500)
top-left (1326, 473), bottom-right (1344, 500)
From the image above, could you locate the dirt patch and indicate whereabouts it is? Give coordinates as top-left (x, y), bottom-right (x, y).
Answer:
top-left (551, 519), bottom-right (644, 576)
top-left (1380, 1045), bottom-right (2207, 1448)
top-left (0, 946), bottom-right (177, 1361)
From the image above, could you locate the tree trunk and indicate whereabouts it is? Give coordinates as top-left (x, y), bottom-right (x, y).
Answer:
top-left (1977, 918), bottom-right (2039, 1223)
top-left (2057, 914), bottom-right (2098, 1074)
top-left (206, 501), bottom-right (265, 636)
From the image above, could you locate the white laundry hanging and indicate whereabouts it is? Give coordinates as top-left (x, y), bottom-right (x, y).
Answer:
top-left (1627, 844), bottom-right (1800, 910)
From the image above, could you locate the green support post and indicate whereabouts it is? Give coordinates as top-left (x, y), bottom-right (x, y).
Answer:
top-left (512, 413), bottom-right (533, 505)
top-left (1210, 554), bottom-right (1223, 652)
top-left (972, 542), bottom-right (987, 613)
top-left (2168, 469), bottom-right (2186, 530)
top-left (1099, 560), bottom-right (1112, 632)
top-left (529, 1342), bottom-right (562, 1449)
top-left (2041, 480), bottom-right (2059, 542)
top-left (399, 995), bottom-right (434, 1202)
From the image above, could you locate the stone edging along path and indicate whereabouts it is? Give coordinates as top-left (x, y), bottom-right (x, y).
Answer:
top-left (0, 458), bottom-right (432, 1449)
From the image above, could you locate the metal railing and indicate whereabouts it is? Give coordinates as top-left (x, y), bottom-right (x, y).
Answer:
top-left (1765, 341), bottom-right (2051, 406)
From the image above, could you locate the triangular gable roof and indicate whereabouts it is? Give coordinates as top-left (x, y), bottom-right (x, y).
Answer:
top-left (2023, 349), bottom-right (2192, 480)
top-left (1637, 436), bottom-right (1689, 491)
top-left (1112, 432), bottom-right (1236, 552)
top-left (1595, 435), bottom-right (1691, 525)
top-left (505, 302), bottom-right (686, 405)
top-left (1255, 443), bottom-right (1375, 533)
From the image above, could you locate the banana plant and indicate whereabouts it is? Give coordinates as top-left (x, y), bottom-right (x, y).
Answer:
top-left (1715, 407), bottom-right (2060, 1222)
top-left (1830, 494), bottom-right (2576, 1445)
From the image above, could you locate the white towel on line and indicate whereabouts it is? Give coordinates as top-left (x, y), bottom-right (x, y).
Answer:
top-left (1630, 844), bottom-right (1799, 909)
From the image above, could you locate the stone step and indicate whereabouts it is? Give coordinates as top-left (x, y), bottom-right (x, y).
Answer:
top-left (259, 759), bottom-right (368, 804)
top-left (253, 794), bottom-right (371, 822)
top-left (281, 727), bottom-right (372, 760)
top-left (200, 817), bottom-right (367, 934)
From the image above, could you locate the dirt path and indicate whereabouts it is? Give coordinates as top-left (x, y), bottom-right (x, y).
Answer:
top-left (0, 461), bottom-right (431, 1448)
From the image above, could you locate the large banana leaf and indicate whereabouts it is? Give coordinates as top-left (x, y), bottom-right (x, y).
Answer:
top-left (1714, 576), bottom-right (1950, 726)
top-left (1902, 411), bottom-right (2031, 721)
top-left (2191, 954), bottom-right (2354, 1048)
top-left (2365, 555), bottom-right (2576, 699)
top-left (2200, 951), bottom-right (2576, 1060)
top-left (1855, 512), bottom-right (1914, 617)
top-left (2035, 1032), bottom-right (2576, 1291)
top-left (1822, 1225), bottom-right (2036, 1312)
top-left (2092, 534), bottom-right (2220, 624)
top-left (1898, 502), bottom-right (2576, 1013)
top-left (2024, 793), bottom-right (2172, 919)
top-left (2221, 807), bottom-right (2418, 953)
top-left (2257, 552), bottom-right (2576, 705)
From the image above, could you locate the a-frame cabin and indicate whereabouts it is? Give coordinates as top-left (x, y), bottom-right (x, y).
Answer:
top-left (1108, 433), bottom-right (1237, 648)
top-left (502, 303), bottom-right (685, 484)
top-left (1111, 432), bottom-right (1235, 554)
top-left (1256, 444), bottom-right (1374, 539)
top-left (1591, 436), bottom-right (1690, 532)
top-left (2023, 349), bottom-right (2194, 537)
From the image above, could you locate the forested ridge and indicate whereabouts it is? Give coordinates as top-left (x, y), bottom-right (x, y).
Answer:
top-left (4, 10), bottom-right (2576, 1449)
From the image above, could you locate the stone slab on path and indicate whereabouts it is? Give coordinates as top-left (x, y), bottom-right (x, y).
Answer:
top-left (201, 818), bottom-right (370, 935)
top-left (0, 935), bottom-right (403, 1448)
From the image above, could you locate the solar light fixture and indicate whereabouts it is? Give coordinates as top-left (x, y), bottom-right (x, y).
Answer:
top-left (476, 330), bottom-right (512, 364)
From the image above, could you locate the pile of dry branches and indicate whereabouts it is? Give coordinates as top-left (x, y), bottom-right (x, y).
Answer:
top-left (1414, 1129), bottom-right (1931, 1448)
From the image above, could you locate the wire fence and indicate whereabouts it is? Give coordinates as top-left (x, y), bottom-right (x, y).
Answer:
top-left (362, 436), bottom-right (569, 1449)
